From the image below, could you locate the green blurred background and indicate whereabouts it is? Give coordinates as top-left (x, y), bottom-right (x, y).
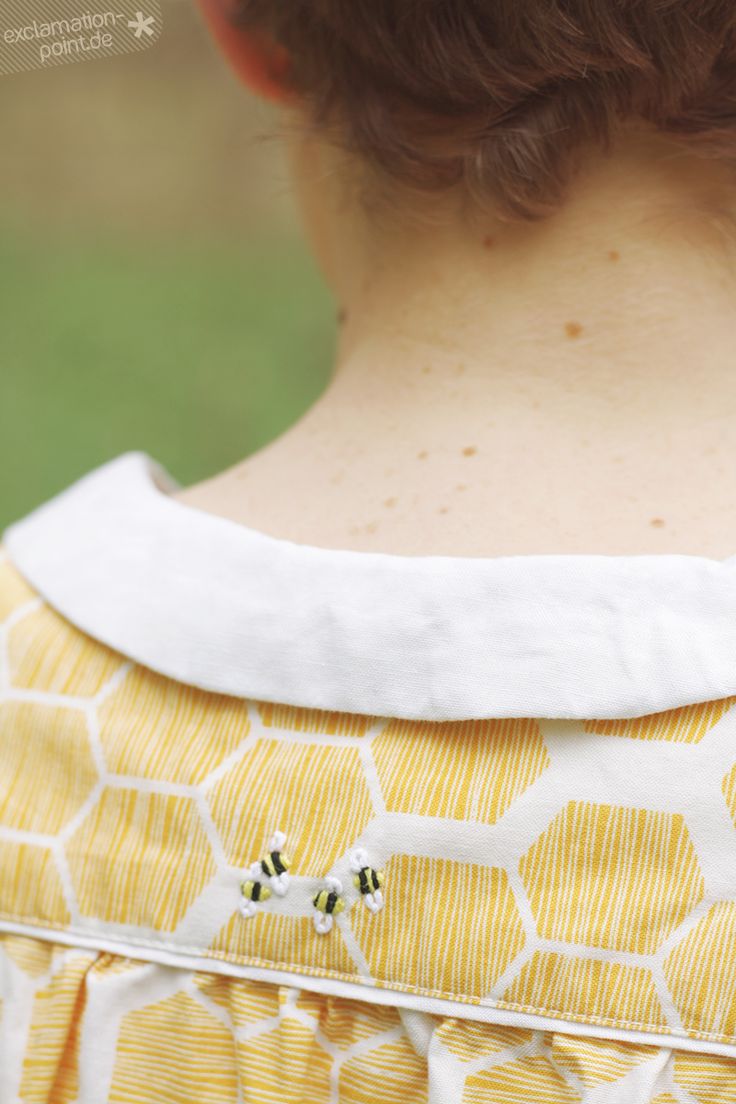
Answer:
top-left (0, 0), bottom-right (335, 528)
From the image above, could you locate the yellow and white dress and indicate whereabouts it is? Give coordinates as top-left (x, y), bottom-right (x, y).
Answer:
top-left (3, 450), bottom-right (736, 1102)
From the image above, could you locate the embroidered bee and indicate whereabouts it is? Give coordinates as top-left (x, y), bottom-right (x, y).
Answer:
top-left (312, 876), bottom-right (345, 934)
top-left (349, 848), bottom-right (385, 913)
top-left (239, 861), bottom-right (271, 919)
top-left (259, 830), bottom-right (291, 897)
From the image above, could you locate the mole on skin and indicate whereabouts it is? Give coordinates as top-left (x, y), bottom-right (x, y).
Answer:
top-left (565, 321), bottom-right (583, 339)
top-left (608, 250), bottom-right (620, 262)
top-left (482, 236), bottom-right (495, 249)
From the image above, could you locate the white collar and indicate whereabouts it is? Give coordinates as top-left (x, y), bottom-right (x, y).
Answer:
top-left (5, 450), bottom-right (736, 721)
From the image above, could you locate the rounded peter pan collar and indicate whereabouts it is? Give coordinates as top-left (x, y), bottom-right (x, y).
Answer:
top-left (5, 449), bottom-right (736, 721)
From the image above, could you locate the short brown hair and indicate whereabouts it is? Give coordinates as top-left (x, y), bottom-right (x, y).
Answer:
top-left (234, 1), bottom-right (736, 220)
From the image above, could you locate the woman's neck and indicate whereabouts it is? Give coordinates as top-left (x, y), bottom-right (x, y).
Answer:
top-left (178, 136), bottom-right (736, 557)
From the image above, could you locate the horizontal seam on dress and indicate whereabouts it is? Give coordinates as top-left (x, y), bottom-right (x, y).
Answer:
top-left (0, 908), bottom-right (728, 1046)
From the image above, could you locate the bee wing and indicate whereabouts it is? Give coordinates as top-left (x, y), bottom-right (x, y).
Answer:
top-left (314, 911), bottom-right (333, 935)
top-left (326, 875), bottom-right (343, 894)
top-left (349, 848), bottom-right (368, 873)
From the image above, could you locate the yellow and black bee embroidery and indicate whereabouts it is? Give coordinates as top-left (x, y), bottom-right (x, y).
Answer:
top-left (238, 831), bottom-right (290, 919)
top-left (313, 876), bottom-right (345, 934)
top-left (239, 861), bottom-right (272, 919)
top-left (350, 848), bottom-right (385, 913)
top-left (259, 830), bottom-right (291, 897)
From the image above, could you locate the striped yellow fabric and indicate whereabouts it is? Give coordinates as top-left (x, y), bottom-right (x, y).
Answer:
top-left (435, 1018), bottom-right (532, 1060)
top-left (257, 701), bottom-right (377, 738)
top-left (66, 787), bottom-right (217, 930)
top-left (372, 717), bottom-right (549, 823)
top-left (663, 901), bottom-right (736, 1036)
top-left (99, 665), bottom-right (253, 784)
top-left (550, 1033), bottom-right (658, 1086)
top-left (212, 910), bottom-right (357, 975)
top-left (111, 992), bottom-right (241, 1103)
top-left (338, 1039), bottom-right (427, 1104)
top-left (503, 953), bottom-right (666, 1029)
top-left (463, 1056), bottom-right (580, 1103)
top-left (722, 764), bottom-right (736, 826)
top-left (519, 802), bottom-right (704, 954)
top-left (352, 854), bottom-right (525, 998)
top-left (9, 605), bottom-right (121, 698)
top-left (4, 932), bottom-right (736, 1102)
top-left (0, 701), bottom-right (97, 835)
top-left (674, 1050), bottom-right (736, 1102)
top-left (19, 951), bottom-right (89, 1104)
top-left (207, 738), bottom-right (374, 877)
top-left (0, 841), bottom-right (71, 924)
top-left (584, 699), bottom-right (735, 743)
top-left (5, 554), bottom-right (736, 1099)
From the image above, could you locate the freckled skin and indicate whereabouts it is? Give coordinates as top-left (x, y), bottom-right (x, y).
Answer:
top-left (565, 321), bottom-right (583, 338)
top-left (175, 133), bottom-right (736, 557)
top-left (462, 446), bottom-right (477, 457)
top-left (650, 518), bottom-right (666, 528)
top-left (383, 497), bottom-right (397, 508)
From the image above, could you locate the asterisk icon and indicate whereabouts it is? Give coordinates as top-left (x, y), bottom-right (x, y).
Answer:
top-left (127, 10), bottom-right (156, 38)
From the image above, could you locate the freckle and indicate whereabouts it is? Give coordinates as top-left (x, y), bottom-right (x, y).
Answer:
top-left (565, 321), bottom-right (583, 339)
top-left (456, 483), bottom-right (467, 492)
top-left (482, 235), bottom-right (495, 249)
top-left (438, 506), bottom-right (449, 514)
top-left (365, 521), bottom-right (378, 534)
top-left (650, 517), bottom-right (666, 528)
top-left (417, 450), bottom-right (428, 460)
top-left (454, 363), bottom-right (466, 375)
top-left (608, 250), bottom-right (620, 262)
top-left (421, 364), bottom-right (432, 374)
top-left (462, 445), bottom-right (477, 457)
top-left (383, 497), bottom-right (397, 508)
top-left (336, 306), bottom-right (349, 324)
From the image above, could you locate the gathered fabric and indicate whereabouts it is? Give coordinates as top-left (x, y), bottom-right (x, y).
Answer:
top-left (2, 932), bottom-right (732, 1104)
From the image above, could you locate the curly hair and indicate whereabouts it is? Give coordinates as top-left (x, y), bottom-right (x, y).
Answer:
top-left (233, 0), bottom-right (736, 220)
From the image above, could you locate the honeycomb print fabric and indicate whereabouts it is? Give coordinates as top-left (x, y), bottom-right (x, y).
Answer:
top-left (3, 932), bottom-right (736, 1104)
top-left (3, 549), bottom-right (736, 1101)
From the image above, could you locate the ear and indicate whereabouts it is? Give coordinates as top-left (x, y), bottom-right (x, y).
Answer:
top-left (195, 0), bottom-right (294, 105)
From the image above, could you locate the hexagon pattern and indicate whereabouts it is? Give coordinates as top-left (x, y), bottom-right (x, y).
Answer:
top-left (5, 553), bottom-right (736, 1096)
top-left (9, 927), bottom-right (725, 1103)
top-left (519, 802), bottom-right (704, 954)
top-left (373, 716), bottom-right (549, 823)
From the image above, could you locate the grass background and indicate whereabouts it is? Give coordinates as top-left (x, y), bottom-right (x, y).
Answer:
top-left (0, 0), bottom-right (335, 528)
